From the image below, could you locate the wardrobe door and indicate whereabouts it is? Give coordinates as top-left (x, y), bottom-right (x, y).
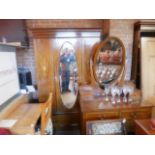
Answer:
top-left (51, 37), bottom-right (100, 114)
top-left (141, 37), bottom-right (155, 101)
top-left (51, 37), bottom-right (100, 132)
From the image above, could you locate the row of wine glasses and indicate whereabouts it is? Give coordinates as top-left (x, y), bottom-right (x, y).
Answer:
top-left (104, 82), bottom-right (135, 104)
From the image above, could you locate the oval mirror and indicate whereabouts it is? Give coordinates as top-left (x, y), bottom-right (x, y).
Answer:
top-left (93, 36), bottom-right (125, 87)
top-left (59, 42), bottom-right (78, 109)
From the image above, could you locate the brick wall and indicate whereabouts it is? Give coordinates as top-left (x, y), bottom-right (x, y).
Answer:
top-left (110, 19), bottom-right (137, 80)
top-left (16, 39), bottom-right (36, 84)
top-left (16, 19), bottom-right (137, 85)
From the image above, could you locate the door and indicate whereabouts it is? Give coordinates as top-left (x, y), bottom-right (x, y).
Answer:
top-left (141, 37), bottom-right (155, 101)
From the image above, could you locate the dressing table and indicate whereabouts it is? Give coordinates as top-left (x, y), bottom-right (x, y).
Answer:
top-left (79, 36), bottom-right (154, 134)
top-left (79, 85), bottom-right (153, 134)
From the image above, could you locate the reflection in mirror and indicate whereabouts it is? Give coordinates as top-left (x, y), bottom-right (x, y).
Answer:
top-left (94, 37), bottom-right (125, 87)
top-left (59, 42), bottom-right (78, 109)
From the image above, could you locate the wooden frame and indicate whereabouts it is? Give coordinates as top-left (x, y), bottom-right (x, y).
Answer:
top-left (131, 21), bottom-right (155, 103)
top-left (92, 36), bottom-right (126, 87)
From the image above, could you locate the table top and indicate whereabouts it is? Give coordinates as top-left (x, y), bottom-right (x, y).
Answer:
top-left (135, 119), bottom-right (155, 135)
top-left (0, 103), bottom-right (42, 134)
top-left (79, 85), bottom-right (154, 113)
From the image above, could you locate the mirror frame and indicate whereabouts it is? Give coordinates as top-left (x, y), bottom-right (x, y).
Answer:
top-left (93, 36), bottom-right (126, 87)
top-left (58, 41), bottom-right (79, 109)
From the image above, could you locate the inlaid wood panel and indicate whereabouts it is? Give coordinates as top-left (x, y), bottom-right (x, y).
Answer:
top-left (33, 39), bottom-right (53, 102)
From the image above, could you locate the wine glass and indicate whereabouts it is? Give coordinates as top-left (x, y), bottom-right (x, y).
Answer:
top-left (127, 83), bottom-right (135, 102)
top-left (123, 85), bottom-right (128, 103)
top-left (111, 86), bottom-right (117, 105)
top-left (104, 85), bottom-right (110, 102)
top-left (116, 86), bottom-right (122, 103)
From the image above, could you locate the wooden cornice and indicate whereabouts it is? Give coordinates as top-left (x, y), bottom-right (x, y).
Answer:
top-left (29, 20), bottom-right (110, 38)
top-left (30, 28), bottom-right (103, 38)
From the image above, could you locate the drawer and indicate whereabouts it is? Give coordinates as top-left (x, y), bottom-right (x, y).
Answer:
top-left (120, 110), bottom-right (135, 120)
top-left (53, 114), bottom-right (80, 131)
top-left (134, 109), bottom-right (151, 119)
top-left (120, 108), bottom-right (151, 120)
top-left (85, 111), bottom-right (119, 120)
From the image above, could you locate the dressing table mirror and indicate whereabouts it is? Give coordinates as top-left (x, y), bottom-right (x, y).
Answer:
top-left (93, 36), bottom-right (126, 88)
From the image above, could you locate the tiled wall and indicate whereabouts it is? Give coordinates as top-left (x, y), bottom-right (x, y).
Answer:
top-left (16, 19), bottom-right (137, 85)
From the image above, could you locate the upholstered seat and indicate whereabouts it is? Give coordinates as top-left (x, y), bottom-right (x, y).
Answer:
top-left (0, 128), bottom-right (12, 135)
top-left (86, 119), bottom-right (126, 135)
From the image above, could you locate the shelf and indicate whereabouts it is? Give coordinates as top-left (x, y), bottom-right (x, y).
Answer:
top-left (0, 42), bottom-right (27, 49)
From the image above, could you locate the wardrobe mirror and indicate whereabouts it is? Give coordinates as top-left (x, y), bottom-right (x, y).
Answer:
top-left (93, 36), bottom-right (125, 87)
top-left (59, 42), bottom-right (78, 109)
